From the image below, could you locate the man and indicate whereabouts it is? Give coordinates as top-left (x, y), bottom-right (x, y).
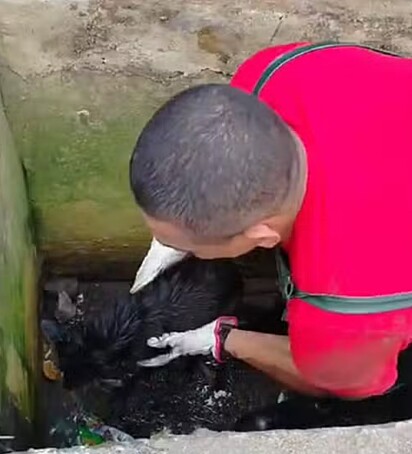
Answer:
top-left (128, 41), bottom-right (412, 399)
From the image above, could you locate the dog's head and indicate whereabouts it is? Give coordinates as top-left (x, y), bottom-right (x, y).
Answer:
top-left (42, 257), bottom-right (242, 390)
top-left (42, 297), bottom-right (148, 389)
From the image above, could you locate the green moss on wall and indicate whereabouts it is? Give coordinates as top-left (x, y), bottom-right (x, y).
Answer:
top-left (1, 70), bottom-right (179, 276)
top-left (0, 90), bottom-right (38, 448)
top-left (0, 62), bottom-right (219, 277)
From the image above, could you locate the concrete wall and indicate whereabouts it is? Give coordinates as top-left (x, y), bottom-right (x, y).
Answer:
top-left (0, 84), bottom-right (38, 449)
top-left (1, 0), bottom-right (412, 278)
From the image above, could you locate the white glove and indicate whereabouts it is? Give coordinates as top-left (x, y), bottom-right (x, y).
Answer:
top-left (138, 316), bottom-right (238, 368)
top-left (130, 237), bottom-right (189, 294)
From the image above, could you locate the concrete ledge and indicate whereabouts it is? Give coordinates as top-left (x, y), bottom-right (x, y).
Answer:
top-left (28, 420), bottom-right (412, 454)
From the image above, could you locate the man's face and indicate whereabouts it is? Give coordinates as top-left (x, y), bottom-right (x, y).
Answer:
top-left (144, 215), bottom-right (258, 259)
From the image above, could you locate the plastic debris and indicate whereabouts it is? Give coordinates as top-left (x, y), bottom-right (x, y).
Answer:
top-left (93, 425), bottom-right (135, 443)
top-left (42, 336), bottom-right (62, 382)
top-left (78, 426), bottom-right (105, 446)
top-left (43, 358), bottom-right (62, 382)
top-left (77, 415), bottom-right (135, 446)
top-left (55, 291), bottom-right (77, 323)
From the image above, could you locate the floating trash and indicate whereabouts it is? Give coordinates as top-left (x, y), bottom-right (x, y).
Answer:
top-left (77, 415), bottom-right (135, 446)
top-left (55, 291), bottom-right (77, 324)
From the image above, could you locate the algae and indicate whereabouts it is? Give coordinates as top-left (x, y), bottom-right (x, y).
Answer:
top-left (0, 70), bottom-right (172, 276)
top-left (0, 89), bottom-right (38, 447)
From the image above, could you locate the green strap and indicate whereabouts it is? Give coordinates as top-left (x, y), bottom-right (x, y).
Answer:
top-left (294, 291), bottom-right (412, 315)
top-left (274, 248), bottom-right (412, 315)
top-left (252, 41), bottom-right (401, 96)
top-left (262, 43), bottom-right (409, 315)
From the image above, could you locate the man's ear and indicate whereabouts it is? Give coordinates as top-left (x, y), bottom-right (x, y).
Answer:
top-left (244, 223), bottom-right (281, 249)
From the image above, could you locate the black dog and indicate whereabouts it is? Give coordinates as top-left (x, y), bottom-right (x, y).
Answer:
top-left (42, 257), bottom-right (245, 389)
top-left (42, 254), bottom-right (282, 437)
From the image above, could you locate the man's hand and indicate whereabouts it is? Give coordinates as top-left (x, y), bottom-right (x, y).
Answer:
top-left (138, 316), bottom-right (238, 367)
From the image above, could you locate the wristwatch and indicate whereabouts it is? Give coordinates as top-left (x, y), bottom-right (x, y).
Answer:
top-left (216, 316), bottom-right (238, 363)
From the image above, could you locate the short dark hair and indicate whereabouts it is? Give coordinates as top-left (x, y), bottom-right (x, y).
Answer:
top-left (129, 83), bottom-right (300, 238)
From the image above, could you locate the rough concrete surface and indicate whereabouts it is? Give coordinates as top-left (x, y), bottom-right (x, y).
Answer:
top-left (2, 0), bottom-right (412, 78)
top-left (0, 74), bottom-right (39, 450)
top-left (28, 421), bottom-right (412, 454)
top-left (1, 0), bottom-right (412, 277)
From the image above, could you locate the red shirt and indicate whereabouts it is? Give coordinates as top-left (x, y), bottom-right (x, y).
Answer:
top-left (230, 42), bottom-right (412, 301)
top-left (230, 44), bottom-right (412, 397)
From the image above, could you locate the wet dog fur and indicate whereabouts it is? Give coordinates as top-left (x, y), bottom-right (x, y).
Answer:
top-left (42, 257), bottom-right (244, 390)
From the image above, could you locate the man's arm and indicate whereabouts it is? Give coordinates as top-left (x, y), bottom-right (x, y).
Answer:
top-left (139, 316), bottom-right (325, 396)
top-left (224, 329), bottom-right (326, 396)
top-left (139, 313), bottom-right (401, 400)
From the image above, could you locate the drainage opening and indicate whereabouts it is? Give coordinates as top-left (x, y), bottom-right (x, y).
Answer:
top-left (34, 248), bottom-right (412, 450)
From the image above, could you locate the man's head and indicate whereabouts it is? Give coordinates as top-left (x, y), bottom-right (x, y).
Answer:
top-left (130, 83), bottom-right (306, 259)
